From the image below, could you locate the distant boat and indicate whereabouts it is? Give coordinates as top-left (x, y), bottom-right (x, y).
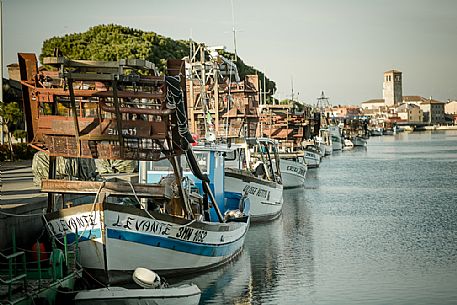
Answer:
top-left (370, 127), bottom-right (383, 136)
top-left (316, 129), bottom-right (333, 156)
top-left (328, 125), bottom-right (343, 151)
top-left (276, 151), bottom-right (308, 189)
top-left (393, 125), bottom-right (404, 134)
top-left (303, 145), bottom-right (321, 168)
top-left (383, 128), bottom-right (394, 135)
top-left (342, 139), bottom-right (354, 150)
top-left (351, 136), bottom-right (367, 147)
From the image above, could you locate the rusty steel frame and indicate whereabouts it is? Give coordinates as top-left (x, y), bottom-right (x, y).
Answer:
top-left (18, 54), bottom-right (184, 161)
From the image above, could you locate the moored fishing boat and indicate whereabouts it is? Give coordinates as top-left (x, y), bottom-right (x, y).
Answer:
top-left (342, 139), bottom-right (354, 150)
top-left (317, 128), bottom-right (333, 155)
top-left (328, 125), bottom-right (343, 151)
top-left (276, 151), bottom-right (307, 188)
top-left (351, 135), bottom-right (367, 147)
top-left (19, 54), bottom-right (250, 284)
top-left (223, 138), bottom-right (284, 222)
top-left (302, 145), bottom-right (321, 168)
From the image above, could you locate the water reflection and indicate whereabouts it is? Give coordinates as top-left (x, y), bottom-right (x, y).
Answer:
top-left (246, 216), bottom-right (283, 304)
top-left (182, 131), bottom-right (457, 304)
top-left (176, 250), bottom-right (253, 305)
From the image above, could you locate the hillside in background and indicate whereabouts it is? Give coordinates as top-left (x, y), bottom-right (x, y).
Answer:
top-left (40, 24), bottom-right (276, 95)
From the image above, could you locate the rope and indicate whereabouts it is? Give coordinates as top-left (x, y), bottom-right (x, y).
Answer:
top-left (0, 208), bottom-right (46, 218)
top-left (165, 75), bottom-right (193, 150)
top-left (127, 181), bottom-right (156, 220)
top-left (43, 180), bottom-right (106, 247)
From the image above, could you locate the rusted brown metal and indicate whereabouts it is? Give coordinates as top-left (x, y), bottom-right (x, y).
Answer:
top-left (19, 54), bottom-right (185, 161)
top-left (18, 53), bottom-right (39, 142)
top-left (185, 43), bottom-right (260, 139)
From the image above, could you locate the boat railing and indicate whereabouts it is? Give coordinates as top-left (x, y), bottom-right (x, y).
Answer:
top-left (0, 229), bottom-right (79, 303)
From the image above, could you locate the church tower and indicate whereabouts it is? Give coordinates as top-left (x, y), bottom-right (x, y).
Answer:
top-left (383, 70), bottom-right (402, 106)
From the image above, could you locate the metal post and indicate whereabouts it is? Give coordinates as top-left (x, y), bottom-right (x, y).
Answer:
top-left (214, 66), bottom-right (219, 134)
top-left (263, 73), bottom-right (266, 105)
top-left (68, 79), bottom-right (81, 156)
top-left (37, 241), bottom-right (42, 288)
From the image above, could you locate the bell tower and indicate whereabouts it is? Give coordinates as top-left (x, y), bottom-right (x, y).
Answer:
top-left (383, 70), bottom-right (402, 106)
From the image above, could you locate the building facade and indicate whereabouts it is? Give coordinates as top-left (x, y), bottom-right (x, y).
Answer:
top-left (396, 103), bottom-right (423, 123)
top-left (382, 70), bottom-right (402, 107)
top-left (444, 100), bottom-right (457, 114)
top-left (420, 99), bottom-right (446, 124)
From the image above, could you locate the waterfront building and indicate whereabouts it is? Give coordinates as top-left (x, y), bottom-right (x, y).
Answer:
top-left (419, 98), bottom-right (446, 124)
top-left (445, 100), bottom-right (457, 125)
top-left (361, 99), bottom-right (385, 110)
top-left (361, 70), bottom-right (447, 125)
top-left (403, 96), bottom-right (445, 124)
top-left (383, 70), bottom-right (403, 107)
top-left (325, 105), bottom-right (362, 119)
top-left (444, 100), bottom-right (457, 114)
top-left (361, 69), bottom-right (403, 110)
top-left (396, 103), bottom-right (423, 124)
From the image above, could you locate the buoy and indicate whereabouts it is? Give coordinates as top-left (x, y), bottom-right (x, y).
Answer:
top-left (31, 242), bottom-right (49, 261)
top-left (132, 267), bottom-right (161, 289)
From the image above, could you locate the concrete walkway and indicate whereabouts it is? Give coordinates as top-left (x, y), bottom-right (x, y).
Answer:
top-left (0, 160), bottom-right (47, 209)
top-left (0, 160), bottom-right (48, 249)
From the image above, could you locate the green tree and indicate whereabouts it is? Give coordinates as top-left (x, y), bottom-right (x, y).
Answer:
top-left (0, 102), bottom-right (23, 160)
top-left (40, 24), bottom-right (276, 96)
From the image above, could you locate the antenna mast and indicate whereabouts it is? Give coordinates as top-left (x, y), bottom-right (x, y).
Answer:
top-left (231, 0), bottom-right (238, 61)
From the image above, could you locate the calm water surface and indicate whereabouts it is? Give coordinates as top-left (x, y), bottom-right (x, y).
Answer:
top-left (188, 131), bottom-right (457, 304)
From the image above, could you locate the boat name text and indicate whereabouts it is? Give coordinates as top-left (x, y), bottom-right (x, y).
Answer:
top-left (243, 185), bottom-right (270, 199)
top-left (46, 213), bottom-right (98, 235)
top-left (286, 165), bottom-right (306, 176)
top-left (111, 214), bottom-right (208, 243)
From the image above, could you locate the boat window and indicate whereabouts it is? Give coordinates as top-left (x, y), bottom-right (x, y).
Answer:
top-left (224, 150), bottom-right (237, 161)
top-left (182, 152), bottom-right (209, 173)
top-left (150, 158), bottom-right (173, 171)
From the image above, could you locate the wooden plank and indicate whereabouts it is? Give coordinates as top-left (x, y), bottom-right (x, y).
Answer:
top-left (41, 179), bottom-right (172, 199)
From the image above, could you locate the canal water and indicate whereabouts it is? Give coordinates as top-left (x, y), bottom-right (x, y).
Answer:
top-left (189, 130), bottom-right (457, 304)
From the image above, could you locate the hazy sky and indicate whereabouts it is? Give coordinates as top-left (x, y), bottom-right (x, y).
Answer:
top-left (3, 0), bottom-right (456, 105)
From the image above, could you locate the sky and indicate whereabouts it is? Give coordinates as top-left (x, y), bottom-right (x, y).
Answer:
top-left (2, 0), bottom-right (457, 105)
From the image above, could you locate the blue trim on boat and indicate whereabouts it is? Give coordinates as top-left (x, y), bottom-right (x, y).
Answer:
top-left (106, 228), bottom-right (245, 257)
top-left (58, 229), bottom-right (102, 243)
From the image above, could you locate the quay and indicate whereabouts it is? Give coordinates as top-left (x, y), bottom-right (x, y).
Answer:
top-left (0, 160), bottom-right (47, 250)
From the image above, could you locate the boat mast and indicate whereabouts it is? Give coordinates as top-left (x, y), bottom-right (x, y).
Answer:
top-left (231, 0), bottom-right (238, 62)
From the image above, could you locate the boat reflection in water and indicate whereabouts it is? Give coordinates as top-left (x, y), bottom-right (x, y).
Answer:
top-left (181, 188), bottom-right (316, 304)
top-left (172, 248), bottom-right (253, 305)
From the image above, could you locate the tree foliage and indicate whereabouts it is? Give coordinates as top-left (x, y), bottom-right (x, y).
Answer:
top-left (0, 101), bottom-right (23, 160)
top-left (40, 24), bottom-right (276, 94)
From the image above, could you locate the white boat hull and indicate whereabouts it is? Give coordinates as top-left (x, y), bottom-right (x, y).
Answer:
top-left (351, 136), bottom-right (367, 147)
top-left (45, 203), bottom-right (249, 283)
top-left (317, 142), bottom-right (326, 157)
top-left (324, 144), bottom-right (332, 155)
top-left (225, 170), bottom-right (283, 222)
top-left (304, 150), bottom-right (320, 168)
top-left (329, 125), bottom-right (342, 151)
top-left (75, 285), bottom-right (201, 305)
top-left (279, 158), bottom-right (307, 188)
